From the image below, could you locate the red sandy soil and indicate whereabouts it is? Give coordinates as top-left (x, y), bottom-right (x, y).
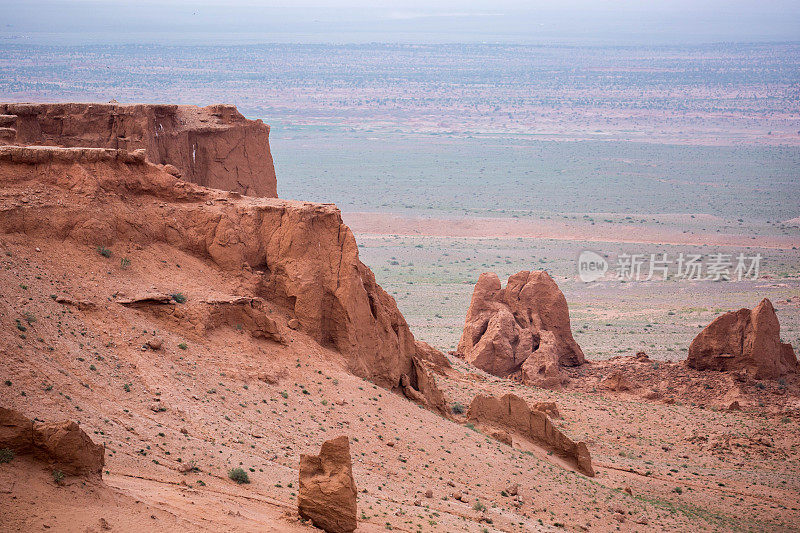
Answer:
top-left (1, 155), bottom-right (799, 531)
top-left (1, 234), bottom-right (798, 532)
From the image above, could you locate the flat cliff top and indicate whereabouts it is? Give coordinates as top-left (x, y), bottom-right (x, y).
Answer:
top-left (0, 101), bottom-right (277, 197)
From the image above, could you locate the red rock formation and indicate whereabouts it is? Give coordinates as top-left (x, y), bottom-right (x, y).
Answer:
top-left (467, 394), bottom-right (594, 476)
top-left (414, 340), bottom-right (452, 373)
top-left (298, 436), bottom-right (357, 533)
top-left (0, 407), bottom-right (105, 477)
top-left (490, 429), bottom-right (513, 446)
top-left (0, 145), bottom-right (434, 401)
top-left (0, 102), bottom-right (277, 197)
top-left (457, 271), bottom-right (584, 388)
top-left (0, 406), bottom-right (33, 451)
top-left (601, 371), bottom-right (634, 392)
top-left (687, 299), bottom-right (797, 379)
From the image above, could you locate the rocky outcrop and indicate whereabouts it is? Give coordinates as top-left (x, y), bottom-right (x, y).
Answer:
top-left (201, 296), bottom-right (287, 344)
top-left (414, 340), bottom-right (451, 373)
top-left (687, 299), bottom-right (797, 379)
top-left (0, 102), bottom-right (276, 197)
top-left (0, 407), bottom-right (105, 477)
top-left (298, 436), bottom-right (357, 533)
top-left (467, 394), bottom-right (594, 476)
top-left (531, 401), bottom-right (561, 419)
top-left (600, 371), bottom-right (634, 392)
top-left (0, 146), bottom-right (433, 398)
top-left (0, 406), bottom-right (33, 451)
top-left (457, 271), bottom-right (584, 388)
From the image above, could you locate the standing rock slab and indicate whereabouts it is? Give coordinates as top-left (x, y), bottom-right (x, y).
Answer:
top-left (299, 436), bottom-right (357, 533)
top-left (687, 298), bottom-right (797, 379)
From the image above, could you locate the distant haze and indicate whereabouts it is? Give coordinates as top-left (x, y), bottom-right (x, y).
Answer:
top-left (2, 0), bottom-right (800, 45)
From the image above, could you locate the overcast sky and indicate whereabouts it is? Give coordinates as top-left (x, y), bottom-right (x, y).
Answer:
top-left (3, 0), bottom-right (799, 45)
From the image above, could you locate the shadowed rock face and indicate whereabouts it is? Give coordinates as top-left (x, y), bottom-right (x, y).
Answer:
top-left (298, 436), bottom-right (357, 533)
top-left (457, 271), bottom-right (584, 388)
top-left (467, 394), bottom-right (594, 477)
top-left (687, 298), bottom-right (797, 379)
top-left (0, 146), bottom-right (431, 396)
top-left (400, 357), bottom-right (449, 416)
top-left (0, 102), bottom-right (277, 197)
top-left (0, 407), bottom-right (105, 477)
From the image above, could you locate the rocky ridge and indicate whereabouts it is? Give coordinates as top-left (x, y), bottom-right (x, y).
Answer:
top-left (0, 102), bottom-right (277, 197)
top-left (0, 144), bottom-right (439, 402)
top-left (0, 407), bottom-right (104, 478)
top-left (466, 393), bottom-right (594, 477)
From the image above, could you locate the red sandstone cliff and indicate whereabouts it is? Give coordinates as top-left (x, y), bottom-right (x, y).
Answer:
top-left (0, 145), bottom-right (438, 399)
top-left (0, 103), bottom-right (277, 197)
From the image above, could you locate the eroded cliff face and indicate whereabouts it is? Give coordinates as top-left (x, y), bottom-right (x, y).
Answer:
top-left (0, 145), bottom-right (424, 392)
top-left (0, 103), bottom-right (277, 197)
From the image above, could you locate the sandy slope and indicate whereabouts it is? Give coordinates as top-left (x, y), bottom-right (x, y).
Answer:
top-left (2, 234), bottom-right (799, 532)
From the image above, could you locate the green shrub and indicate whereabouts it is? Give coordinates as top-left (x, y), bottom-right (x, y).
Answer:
top-left (0, 448), bottom-right (14, 463)
top-left (97, 246), bottom-right (112, 258)
top-left (52, 470), bottom-right (65, 485)
top-left (171, 293), bottom-right (187, 304)
top-left (228, 467), bottom-right (250, 484)
top-left (451, 402), bottom-right (465, 415)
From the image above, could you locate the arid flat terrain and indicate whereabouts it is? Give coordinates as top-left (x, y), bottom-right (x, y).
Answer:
top-left (3, 43), bottom-right (799, 145)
